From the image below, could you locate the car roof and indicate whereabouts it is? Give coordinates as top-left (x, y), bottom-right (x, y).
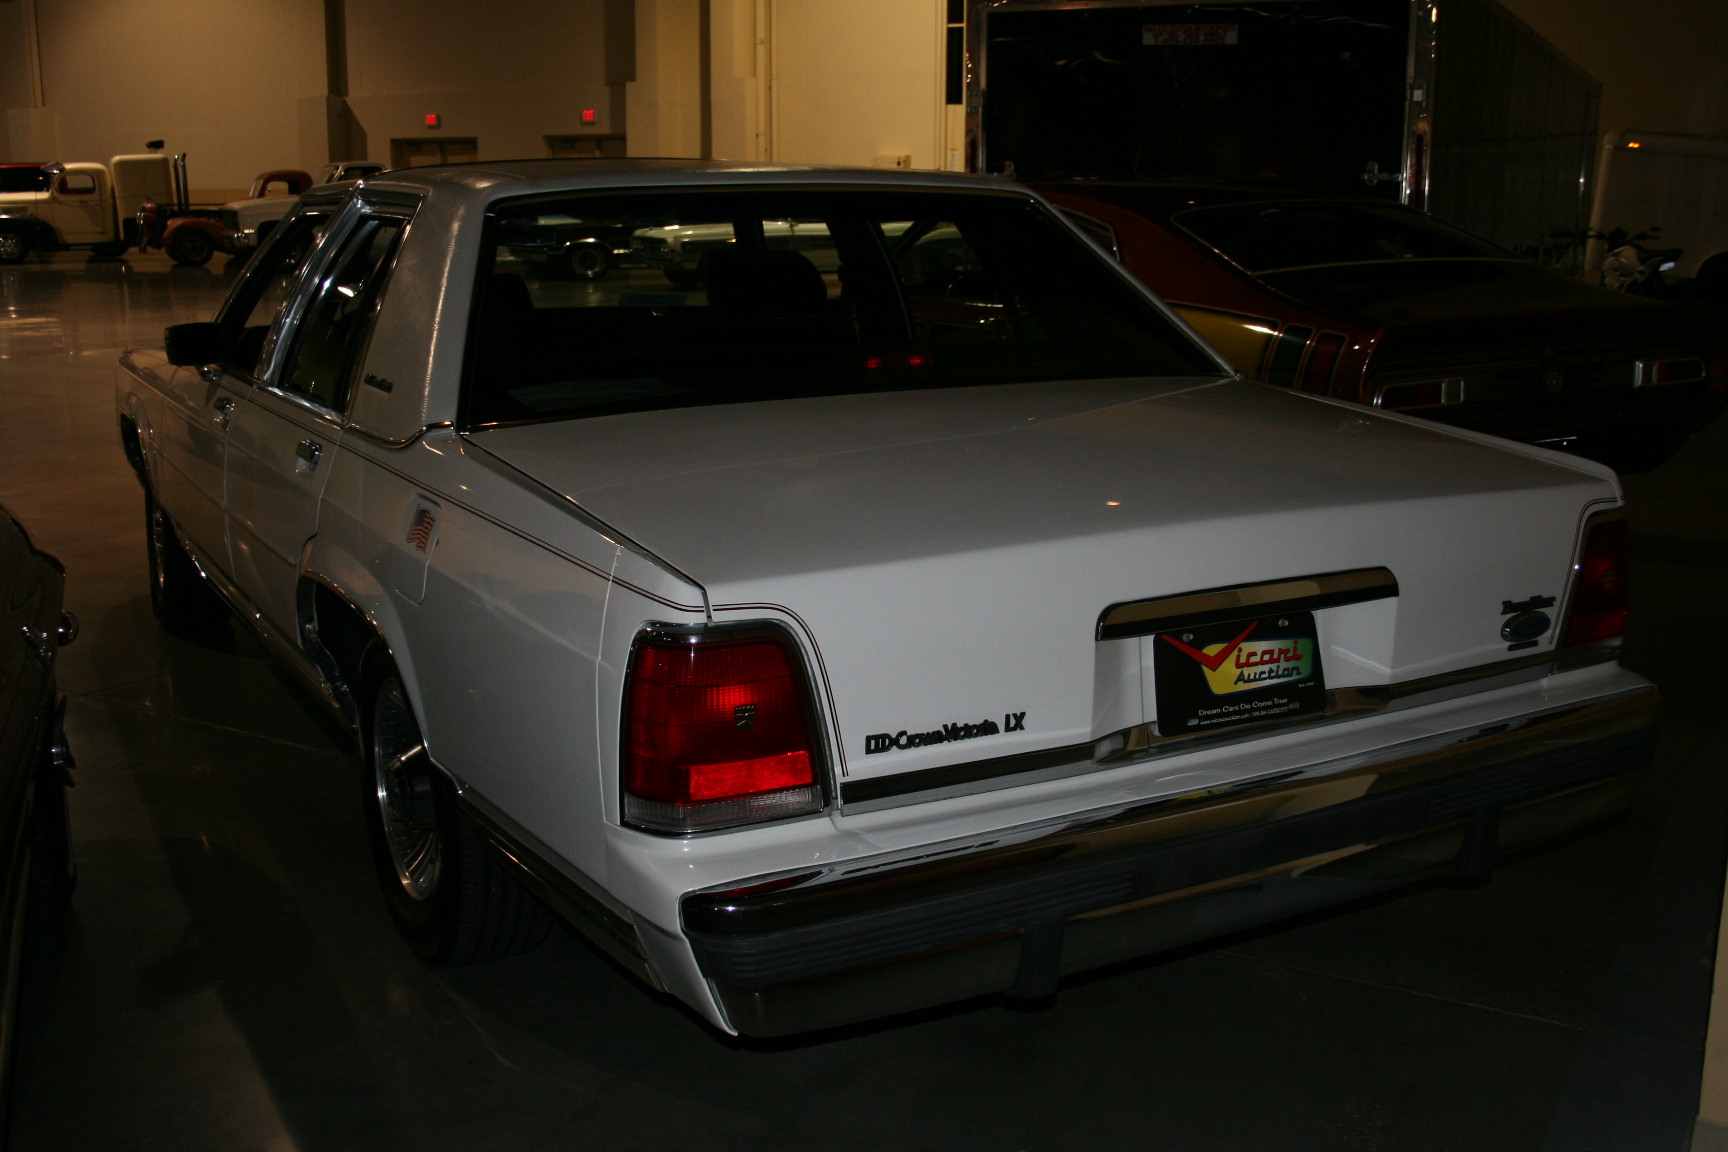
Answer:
top-left (346, 157), bottom-right (1024, 208)
top-left (1031, 179), bottom-right (1400, 219)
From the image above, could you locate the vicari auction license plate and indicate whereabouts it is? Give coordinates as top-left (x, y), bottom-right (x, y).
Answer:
top-left (1152, 611), bottom-right (1326, 735)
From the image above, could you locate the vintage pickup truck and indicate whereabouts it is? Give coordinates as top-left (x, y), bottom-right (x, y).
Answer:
top-left (0, 152), bottom-right (174, 263)
top-left (215, 161), bottom-right (388, 261)
top-left (0, 149), bottom-right (241, 266)
top-left (114, 160), bottom-right (1656, 1037)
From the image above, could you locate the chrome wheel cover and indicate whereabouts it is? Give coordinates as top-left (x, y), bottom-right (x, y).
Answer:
top-left (0, 231), bottom-right (22, 261)
top-left (148, 507), bottom-right (169, 601)
top-left (373, 677), bottom-right (441, 901)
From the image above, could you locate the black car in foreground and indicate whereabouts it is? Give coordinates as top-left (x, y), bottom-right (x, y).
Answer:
top-left (0, 505), bottom-right (76, 1126)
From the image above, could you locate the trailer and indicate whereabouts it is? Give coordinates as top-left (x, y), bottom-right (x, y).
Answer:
top-left (968, 0), bottom-right (1601, 269)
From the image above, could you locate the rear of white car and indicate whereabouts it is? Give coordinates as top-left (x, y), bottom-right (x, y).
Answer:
top-left (124, 162), bottom-right (1655, 1039)
top-left (476, 375), bottom-right (1649, 1035)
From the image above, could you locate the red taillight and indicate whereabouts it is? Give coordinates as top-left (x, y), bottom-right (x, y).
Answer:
top-left (1634, 357), bottom-right (1706, 388)
top-left (1563, 515), bottom-right (1630, 648)
top-left (623, 632), bottom-right (822, 832)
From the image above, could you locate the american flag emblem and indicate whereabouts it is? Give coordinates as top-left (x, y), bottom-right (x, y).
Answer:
top-left (406, 505), bottom-right (437, 554)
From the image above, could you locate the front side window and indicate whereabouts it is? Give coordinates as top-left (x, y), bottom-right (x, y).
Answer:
top-left (465, 188), bottom-right (1216, 427)
top-left (217, 213), bottom-right (333, 378)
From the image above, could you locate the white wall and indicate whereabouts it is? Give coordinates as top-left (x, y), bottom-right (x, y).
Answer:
top-left (0, 0), bottom-right (616, 197)
top-left (635, 0), bottom-right (955, 170)
top-left (625, 0), bottom-right (702, 158)
top-left (345, 0), bottom-right (614, 162)
top-left (30, 0), bottom-right (325, 199)
top-left (763, 0), bottom-right (948, 169)
top-left (1499, 0), bottom-right (1728, 142)
top-left (0, 0), bottom-right (42, 161)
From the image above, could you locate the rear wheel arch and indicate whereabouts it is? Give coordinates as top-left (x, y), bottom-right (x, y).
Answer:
top-left (299, 574), bottom-right (553, 964)
top-left (118, 411), bottom-right (149, 489)
top-left (297, 576), bottom-right (394, 732)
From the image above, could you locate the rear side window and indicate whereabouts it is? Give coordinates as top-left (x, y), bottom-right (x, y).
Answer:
top-left (464, 188), bottom-right (1216, 427)
top-left (278, 217), bottom-right (406, 411)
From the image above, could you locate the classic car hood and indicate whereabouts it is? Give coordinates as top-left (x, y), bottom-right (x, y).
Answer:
top-left (474, 378), bottom-right (1615, 782)
top-left (1258, 259), bottom-right (1654, 326)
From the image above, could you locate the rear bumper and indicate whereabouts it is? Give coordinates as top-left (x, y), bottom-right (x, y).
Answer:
top-left (682, 688), bottom-right (1658, 1036)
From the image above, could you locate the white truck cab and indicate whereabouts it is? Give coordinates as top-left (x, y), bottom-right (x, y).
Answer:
top-left (0, 152), bottom-right (174, 262)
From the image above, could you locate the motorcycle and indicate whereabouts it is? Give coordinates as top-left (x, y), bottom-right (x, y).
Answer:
top-left (1594, 226), bottom-right (1685, 296)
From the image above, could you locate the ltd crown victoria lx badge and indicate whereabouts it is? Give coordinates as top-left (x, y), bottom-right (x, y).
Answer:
top-left (865, 712), bottom-right (1027, 755)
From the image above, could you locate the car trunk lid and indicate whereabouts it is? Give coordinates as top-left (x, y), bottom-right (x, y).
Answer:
top-left (473, 378), bottom-right (1617, 788)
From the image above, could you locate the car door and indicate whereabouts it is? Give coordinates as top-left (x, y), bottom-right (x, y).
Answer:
top-left (41, 169), bottom-right (110, 244)
top-left (152, 213), bottom-right (335, 581)
top-left (223, 211), bottom-right (409, 642)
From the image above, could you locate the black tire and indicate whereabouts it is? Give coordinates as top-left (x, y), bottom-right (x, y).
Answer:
top-left (360, 654), bottom-right (551, 965)
top-left (145, 492), bottom-right (228, 633)
top-left (166, 228), bottom-right (215, 267)
top-left (0, 226), bottom-right (29, 265)
top-left (566, 244), bottom-right (610, 280)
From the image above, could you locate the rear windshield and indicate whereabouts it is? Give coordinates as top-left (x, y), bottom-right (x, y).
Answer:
top-left (465, 188), bottom-right (1216, 426)
top-left (1175, 200), bottom-right (1512, 273)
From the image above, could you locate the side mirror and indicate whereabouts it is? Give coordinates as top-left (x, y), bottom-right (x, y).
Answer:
top-left (164, 322), bottom-right (224, 367)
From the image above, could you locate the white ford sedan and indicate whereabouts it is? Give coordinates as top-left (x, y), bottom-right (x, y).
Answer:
top-left (115, 160), bottom-right (1655, 1036)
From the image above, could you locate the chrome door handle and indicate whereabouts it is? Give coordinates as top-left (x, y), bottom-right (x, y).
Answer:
top-left (296, 439), bottom-right (322, 472)
top-left (19, 624), bottom-right (53, 667)
top-left (213, 395), bottom-right (235, 428)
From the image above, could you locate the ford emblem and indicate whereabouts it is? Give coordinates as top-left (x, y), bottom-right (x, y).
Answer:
top-left (1501, 610), bottom-right (1552, 643)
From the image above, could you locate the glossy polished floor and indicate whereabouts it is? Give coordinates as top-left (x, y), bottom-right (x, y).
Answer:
top-left (1, 248), bottom-right (1724, 1152)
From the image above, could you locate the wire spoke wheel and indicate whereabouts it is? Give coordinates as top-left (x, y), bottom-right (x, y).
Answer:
top-left (372, 677), bottom-right (442, 900)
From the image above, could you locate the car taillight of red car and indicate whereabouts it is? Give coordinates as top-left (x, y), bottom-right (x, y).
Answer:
top-left (623, 627), bottom-right (825, 833)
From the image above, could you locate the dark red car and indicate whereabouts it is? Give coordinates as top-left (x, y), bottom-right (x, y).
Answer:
top-left (1037, 182), bottom-right (1727, 471)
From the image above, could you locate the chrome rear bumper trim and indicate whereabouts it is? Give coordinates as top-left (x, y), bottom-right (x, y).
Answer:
top-left (687, 687), bottom-right (1656, 1035)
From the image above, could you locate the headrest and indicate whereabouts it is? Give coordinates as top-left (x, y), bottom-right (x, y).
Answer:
top-left (704, 248), bottom-right (828, 314)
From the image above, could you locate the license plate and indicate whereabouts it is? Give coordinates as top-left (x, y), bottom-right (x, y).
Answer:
top-left (1152, 611), bottom-right (1325, 736)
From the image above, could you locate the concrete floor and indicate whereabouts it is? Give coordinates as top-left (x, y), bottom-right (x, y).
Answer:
top-left (1, 248), bottom-right (1724, 1152)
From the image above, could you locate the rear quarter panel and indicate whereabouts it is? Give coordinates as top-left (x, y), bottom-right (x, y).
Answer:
top-left (316, 431), bottom-right (636, 887)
